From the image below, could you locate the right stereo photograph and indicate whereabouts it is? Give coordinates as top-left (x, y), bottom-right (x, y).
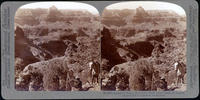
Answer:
top-left (100, 1), bottom-right (187, 91)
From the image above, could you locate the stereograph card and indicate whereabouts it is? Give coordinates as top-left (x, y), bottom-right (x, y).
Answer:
top-left (1, 0), bottom-right (199, 99)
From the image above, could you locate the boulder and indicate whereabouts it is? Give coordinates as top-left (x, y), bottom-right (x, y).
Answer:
top-left (102, 58), bottom-right (154, 91)
top-left (16, 56), bottom-right (71, 91)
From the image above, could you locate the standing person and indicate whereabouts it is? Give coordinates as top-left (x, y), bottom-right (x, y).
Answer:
top-left (174, 61), bottom-right (186, 86)
top-left (89, 60), bottom-right (100, 85)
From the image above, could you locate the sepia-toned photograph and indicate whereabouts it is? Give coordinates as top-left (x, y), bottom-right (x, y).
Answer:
top-left (101, 1), bottom-right (187, 91)
top-left (14, 1), bottom-right (187, 92)
top-left (14, 2), bottom-right (101, 91)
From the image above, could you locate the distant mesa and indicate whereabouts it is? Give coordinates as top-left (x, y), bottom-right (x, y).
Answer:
top-left (135, 6), bottom-right (149, 18)
top-left (46, 5), bottom-right (63, 21)
top-left (48, 5), bottom-right (63, 16)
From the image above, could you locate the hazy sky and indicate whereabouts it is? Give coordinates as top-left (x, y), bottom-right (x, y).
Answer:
top-left (20, 2), bottom-right (99, 15)
top-left (106, 1), bottom-right (186, 16)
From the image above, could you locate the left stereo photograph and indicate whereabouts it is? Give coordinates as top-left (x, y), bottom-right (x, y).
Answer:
top-left (14, 2), bottom-right (101, 91)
